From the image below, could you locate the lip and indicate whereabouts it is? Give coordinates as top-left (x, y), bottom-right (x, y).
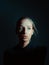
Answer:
top-left (22, 35), bottom-right (27, 37)
top-left (23, 36), bottom-right (28, 39)
top-left (22, 34), bottom-right (27, 36)
top-left (23, 35), bottom-right (27, 37)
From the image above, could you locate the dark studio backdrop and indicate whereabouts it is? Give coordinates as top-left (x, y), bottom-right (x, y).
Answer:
top-left (0, 0), bottom-right (48, 65)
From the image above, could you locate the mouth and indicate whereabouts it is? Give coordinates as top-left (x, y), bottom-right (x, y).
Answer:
top-left (21, 34), bottom-right (27, 36)
top-left (23, 36), bottom-right (28, 39)
top-left (20, 35), bottom-right (28, 39)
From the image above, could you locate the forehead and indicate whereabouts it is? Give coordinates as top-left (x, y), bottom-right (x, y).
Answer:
top-left (20, 19), bottom-right (33, 27)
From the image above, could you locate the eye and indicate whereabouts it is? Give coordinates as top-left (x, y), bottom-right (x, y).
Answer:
top-left (19, 26), bottom-right (23, 32)
top-left (28, 27), bottom-right (31, 30)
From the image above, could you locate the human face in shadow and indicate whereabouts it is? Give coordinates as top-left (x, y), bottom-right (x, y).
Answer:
top-left (18, 19), bottom-right (34, 42)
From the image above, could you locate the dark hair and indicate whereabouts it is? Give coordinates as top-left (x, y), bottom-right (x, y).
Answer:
top-left (16, 17), bottom-right (38, 37)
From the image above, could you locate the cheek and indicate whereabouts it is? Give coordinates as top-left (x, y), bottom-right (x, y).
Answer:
top-left (27, 31), bottom-right (33, 38)
top-left (27, 34), bottom-right (32, 41)
top-left (28, 30), bottom-right (34, 37)
top-left (28, 30), bottom-right (33, 34)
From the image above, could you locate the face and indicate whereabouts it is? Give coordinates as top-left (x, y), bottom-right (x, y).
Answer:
top-left (18, 18), bottom-right (34, 42)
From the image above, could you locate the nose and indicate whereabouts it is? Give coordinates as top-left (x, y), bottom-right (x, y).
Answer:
top-left (22, 27), bottom-right (27, 34)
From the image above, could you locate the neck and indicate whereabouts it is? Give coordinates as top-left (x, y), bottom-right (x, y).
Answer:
top-left (19, 40), bottom-right (30, 48)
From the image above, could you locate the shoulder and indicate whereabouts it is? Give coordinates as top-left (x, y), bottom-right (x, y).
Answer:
top-left (35, 46), bottom-right (47, 50)
top-left (33, 46), bottom-right (47, 60)
top-left (3, 45), bottom-right (20, 56)
top-left (34, 46), bottom-right (47, 54)
top-left (4, 47), bottom-right (16, 55)
top-left (35, 46), bottom-right (47, 52)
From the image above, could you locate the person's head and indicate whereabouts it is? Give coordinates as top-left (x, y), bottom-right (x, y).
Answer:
top-left (16, 17), bottom-right (38, 47)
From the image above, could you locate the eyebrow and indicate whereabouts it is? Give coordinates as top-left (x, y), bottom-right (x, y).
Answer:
top-left (20, 25), bottom-right (32, 27)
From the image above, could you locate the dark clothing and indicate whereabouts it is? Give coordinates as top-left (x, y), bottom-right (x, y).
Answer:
top-left (3, 43), bottom-right (47, 65)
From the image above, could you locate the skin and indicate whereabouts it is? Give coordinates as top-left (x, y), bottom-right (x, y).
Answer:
top-left (17, 18), bottom-right (34, 48)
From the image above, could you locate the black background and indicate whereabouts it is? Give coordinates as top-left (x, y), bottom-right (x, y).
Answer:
top-left (0, 0), bottom-right (49, 65)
